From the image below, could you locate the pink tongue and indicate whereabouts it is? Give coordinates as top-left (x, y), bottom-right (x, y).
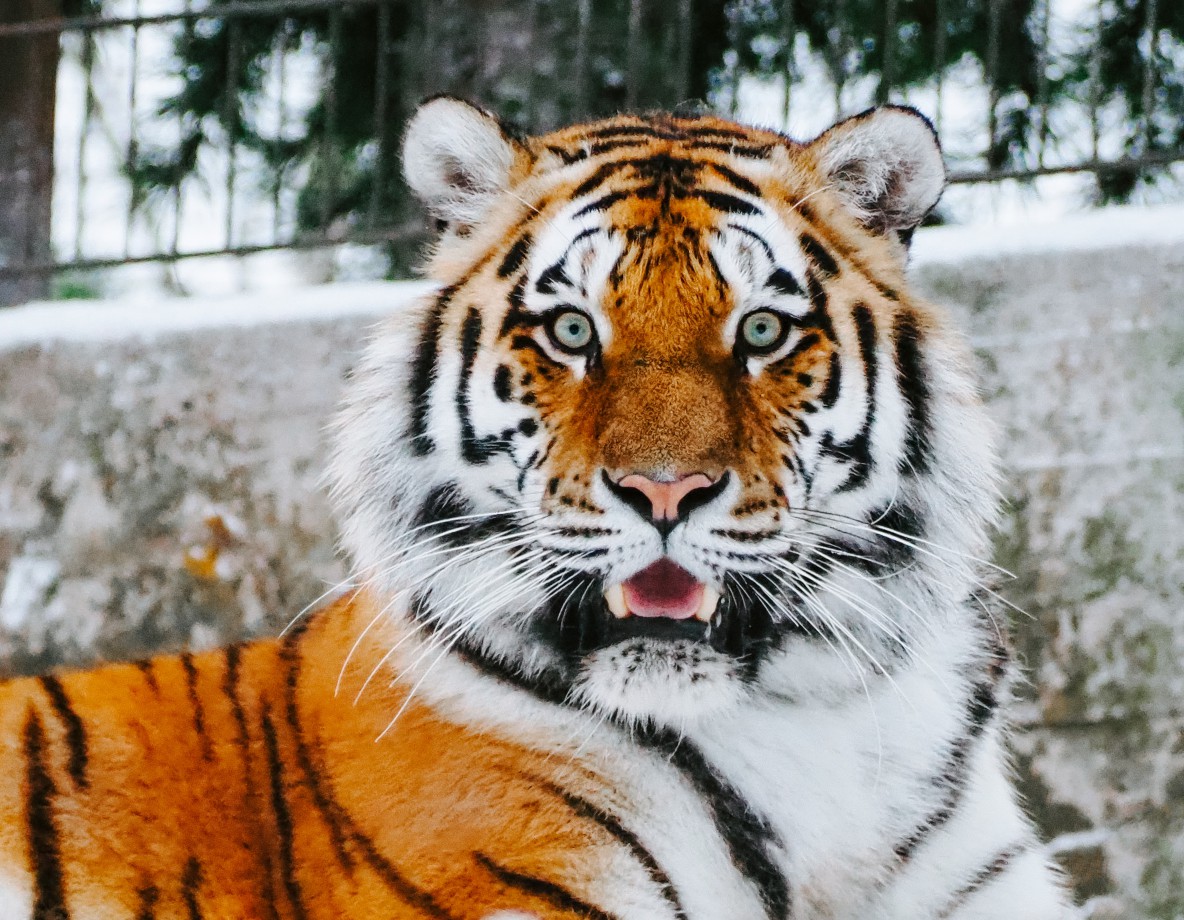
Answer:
top-left (622, 558), bottom-right (704, 620)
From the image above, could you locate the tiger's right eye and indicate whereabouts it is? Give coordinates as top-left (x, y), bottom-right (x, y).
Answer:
top-left (547, 309), bottom-right (596, 354)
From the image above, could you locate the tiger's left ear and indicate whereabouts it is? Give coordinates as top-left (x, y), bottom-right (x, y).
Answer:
top-left (809, 106), bottom-right (945, 239)
top-left (402, 96), bottom-right (528, 232)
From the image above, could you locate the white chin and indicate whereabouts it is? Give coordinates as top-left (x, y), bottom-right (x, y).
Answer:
top-left (571, 639), bottom-right (747, 725)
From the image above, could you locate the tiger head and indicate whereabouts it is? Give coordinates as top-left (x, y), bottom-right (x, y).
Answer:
top-left (331, 98), bottom-right (998, 728)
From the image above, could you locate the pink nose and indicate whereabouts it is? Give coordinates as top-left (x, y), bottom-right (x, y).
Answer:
top-left (616, 473), bottom-right (717, 521)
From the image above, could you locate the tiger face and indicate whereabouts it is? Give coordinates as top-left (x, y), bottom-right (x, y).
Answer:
top-left (331, 99), bottom-right (997, 727)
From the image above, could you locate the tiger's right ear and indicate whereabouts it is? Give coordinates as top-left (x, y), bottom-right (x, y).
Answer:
top-left (402, 97), bottom-right (526, 232)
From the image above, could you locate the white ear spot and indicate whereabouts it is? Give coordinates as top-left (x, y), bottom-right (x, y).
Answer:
top-left (811, 106), bottom-right (945, 235)
top-left (402, 96), bottom-right (521, 228)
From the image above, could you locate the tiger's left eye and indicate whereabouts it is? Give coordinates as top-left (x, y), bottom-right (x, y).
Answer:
top-left (548, 309), bottom-right (596, 353)
top-left (739, 310), bottom-right (788, 353)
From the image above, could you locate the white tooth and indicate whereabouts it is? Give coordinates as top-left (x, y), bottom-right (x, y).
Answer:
top-left (695, 586), bottom-right (721, 622)
top-left (605, 583), bottom-right (630, 618)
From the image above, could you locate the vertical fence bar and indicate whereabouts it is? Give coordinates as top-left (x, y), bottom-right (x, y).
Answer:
top-left (1139, 0), bottom-right (1159, 151)
top-left (369, 0), bottom-right (391, 227)
top-left (223, 17), bottom-right (242, 250)
top-left (627, 0), bottom-right (644, 111)
top-left (781, 0), bottom-right (794, 125)
top-left (172, 0), bottom-right (195, 262)
top-left (675, 0), bottom-right (693, 105)
top-left (1035, 0), bottom-right (1051, 167)
top-left (985, 0), bottom-right (1002, 165)
top-left (1088, 0), bottom-right (1102, 160)
top-left (272, 24), bottom-right (288, 242)
top-left (124, 4), bottom-right (141, 257)
top-left (574, 0), bottom-right (592, 114)
top-left (73, 27), bottom-right (96, 261)
top-left (934, 0), bottom-right (947, 137)
top-left (321, 6), bottom-right (343, 233)
top-left (878, 0), bottom-right (898, 105)
top-left (832, 0), bottom-right (849, 117)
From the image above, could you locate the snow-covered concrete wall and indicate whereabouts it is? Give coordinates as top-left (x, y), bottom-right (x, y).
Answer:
top-left (2, 207), bottom-right (1182, 916)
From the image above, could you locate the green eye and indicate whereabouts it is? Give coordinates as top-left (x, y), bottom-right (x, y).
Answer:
top-left (740, 310), bottom-right (787, 352)
top-left (549, 310), bottom-right (595, 353)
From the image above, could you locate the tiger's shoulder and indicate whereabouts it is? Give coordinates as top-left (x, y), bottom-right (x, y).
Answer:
top-left (0, 593), bottom-right (630, 919)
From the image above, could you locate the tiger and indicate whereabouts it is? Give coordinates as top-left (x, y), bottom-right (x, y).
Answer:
top-left (0, 97), bottom-right (1076, 920)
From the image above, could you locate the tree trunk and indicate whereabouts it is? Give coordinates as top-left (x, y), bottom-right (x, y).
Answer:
top-left (0, 0), bottom-right (60, 306)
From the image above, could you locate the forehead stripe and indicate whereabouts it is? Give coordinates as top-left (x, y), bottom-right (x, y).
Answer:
top-left (498, 232), bottom-right (533, 278)
top-left (707, 162), bottom-right (761, 196)
top-left (799, 233), bottom-right (838, 277)
top-left (692, 190), bottom-right (759, 215)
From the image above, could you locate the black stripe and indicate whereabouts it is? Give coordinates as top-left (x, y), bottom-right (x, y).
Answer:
top-left (180, 653), bottom-right (213, 762)
top-left (589, 138), bottom-right (650, 156)
top-left (799, 233), bottom-right (839, 277)
top-left (532, 778), bottom-right (687, 919)
top-left (280, 637), bottom-right (356, 873)
top-left (474, 853), bottom-right (618, 920)
top-left (414, 607), bottom-right (575, 708)
top-left (493, 364), bottom-right (513, 401)
top-left (726, 222), bottom-right (775, 262)
top-left (498, 233), bottom-right (533, 278)
top-left (573, 160), bottom-right (630, 198)
top-left (822, 302), bottom-right (877, 492)
top-left (767, 268), bottom-right (803, 298)
top-left (637, 729), bottom-right (790, 920)
top-left (893, 672), bottom-right (1001, 864)
top-left (692, 140), bottom-right (774, 158)
top-left (935, 845), bottom-right (1025, 919)
top-left (261, 707), bottom-right (309, 920)
top-left (573, 189), bottom-right (631, 217)
top-left (707, 162), bottom-right (762, 196)
top-left (38, 675), bottom-right (88, 790)
top-left (802, 271), bottom-right (837, 342)
top-left (136, 885), bottom-right (160, 920)
top-left (182, 857), bottom-right (203, 920)
top-left (223, 644), bottom-right (249, 756)
top-left (24, 709), bottom-right (69, 920)
top-left (134, 659), bottom-right (159, 694)
top-left (535, 259), bottom-right (571, 295)
top-left (893, 310), bottom-right (933, 474)
top-left (408, 285), bottom-right (456, 455)
top-left (692, 189), bottom-right (759, 215)
top-left (457, 308), bottom-right (511, 464)
top-left (276, 633), bottom-right (456, 919)
top-left (819, 352), bottom-right (842, 408)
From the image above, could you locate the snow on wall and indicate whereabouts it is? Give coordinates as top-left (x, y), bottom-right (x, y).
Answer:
top-left (1, 211), bottom-right (1182, 916)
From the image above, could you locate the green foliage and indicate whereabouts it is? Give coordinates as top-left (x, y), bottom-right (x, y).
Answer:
top-left (1062, 0), bottom-right (1184, 202)
top-left (125, 0), bottom-right (1183, 269)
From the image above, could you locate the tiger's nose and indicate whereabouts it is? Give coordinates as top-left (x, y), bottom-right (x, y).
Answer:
top-left (603, 470), bottom-right (728, 535)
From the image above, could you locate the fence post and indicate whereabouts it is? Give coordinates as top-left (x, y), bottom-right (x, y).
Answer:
top-left (0, 0), bottom-right (59, 307)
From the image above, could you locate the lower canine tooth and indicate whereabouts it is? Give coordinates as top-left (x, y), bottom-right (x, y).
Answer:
top-left (695, 586), bottom-right (721, 622)
top-left (605, 583), bottom-right (629, 618)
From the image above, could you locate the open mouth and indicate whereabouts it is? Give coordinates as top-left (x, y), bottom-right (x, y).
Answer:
top-left (604, 557), bottom-right (721, 622)
top-left (541, 558), bottom-right (781, 664)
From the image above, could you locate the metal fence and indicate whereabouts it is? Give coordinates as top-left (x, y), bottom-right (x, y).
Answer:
top-left (0, 0), bottom-right (1181, 303)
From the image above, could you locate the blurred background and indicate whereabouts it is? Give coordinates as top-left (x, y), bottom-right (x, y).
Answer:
top-left (0, 0), bottom-right (1181, 916)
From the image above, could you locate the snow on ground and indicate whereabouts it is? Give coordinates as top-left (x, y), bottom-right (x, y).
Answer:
top-left (5, 201), bottom-right (1183, 349)
top-left (0, 279), bottom-right (434, 349)
top-left (910, 201), bottom-right (1184, 265)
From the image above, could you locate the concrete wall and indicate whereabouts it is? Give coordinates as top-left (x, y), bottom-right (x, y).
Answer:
top-left (1, 219), bottom-right (1181, 916)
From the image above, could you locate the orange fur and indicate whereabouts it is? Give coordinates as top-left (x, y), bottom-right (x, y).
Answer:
top-left (0, 592), bottom-right (623, 918)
